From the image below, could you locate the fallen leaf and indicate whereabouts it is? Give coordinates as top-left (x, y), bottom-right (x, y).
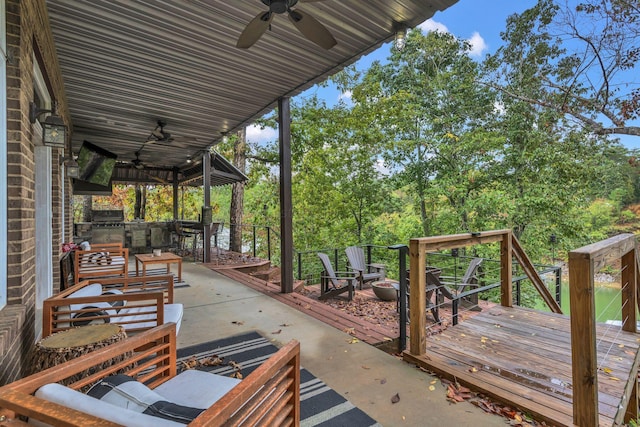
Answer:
top-left (383, 337), bottom-right (393, 341)
top-left (428, 385), bottom-right (436, 391)
top-left (279, 323), bottom-right (291, 327)
top-left (361, 365), bottom-right (371, 370)
top-left (231, 321), bottom-right (244, 325)
top-left (391, 393), bottom-right (400, 404)
top-left (430, 379), bottom-right (437, 385)
top-left (348, 337), bottom-right (359, 344)
top-left (271, 329), bottom-right (282, 334)
top-left (469, 367), bottom-right (479, 373)
top-left (601, 367), bottom-right (612, 374)
top-left (618, 343), bottom-right (625, 348)
top-left (609, 377), bottom-right (621, 381)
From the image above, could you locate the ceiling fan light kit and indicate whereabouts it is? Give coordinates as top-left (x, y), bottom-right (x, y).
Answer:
top-left (237, 0), bottom-right (336, 50)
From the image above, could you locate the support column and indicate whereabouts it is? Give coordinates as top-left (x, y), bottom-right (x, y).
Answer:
top-left (278, 97), bottom-right (293, 293)
top-left (203, 152), bottom-right (211, 263)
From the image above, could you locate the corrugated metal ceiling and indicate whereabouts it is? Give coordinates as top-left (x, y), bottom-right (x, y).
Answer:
top-left (45, 0), bottom-right (459, 181)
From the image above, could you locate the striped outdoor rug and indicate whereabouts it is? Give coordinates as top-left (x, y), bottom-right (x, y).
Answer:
top-left (177, 332), bottom-right (381, 427)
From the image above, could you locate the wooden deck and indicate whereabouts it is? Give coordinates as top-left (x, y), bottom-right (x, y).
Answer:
top-left (403, 304), bottom-right (640, 427)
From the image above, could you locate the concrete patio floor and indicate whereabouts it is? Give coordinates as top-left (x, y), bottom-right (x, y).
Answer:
top-left (174, 262), bottom-right (509, 427)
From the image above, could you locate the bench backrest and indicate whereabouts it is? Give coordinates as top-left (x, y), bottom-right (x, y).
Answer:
top-left (42, 275), bottom-right (175, 338)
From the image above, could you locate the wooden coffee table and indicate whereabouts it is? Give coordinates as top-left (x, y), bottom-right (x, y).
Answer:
top-left (135, 252), bottom-right (182, 282)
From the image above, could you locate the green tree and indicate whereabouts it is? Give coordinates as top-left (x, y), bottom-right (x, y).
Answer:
top-left (352, 30), bottom-right (499, 235)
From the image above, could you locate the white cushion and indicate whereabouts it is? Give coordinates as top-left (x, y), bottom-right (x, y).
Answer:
top-left (57, 283), bottom-right (107, 328)
top-left (32, 383), bottom-right (184, 427)
top-left (112, 303), bottom-right (183, 334)
top-left (154, 369), bottom-right (240, 409)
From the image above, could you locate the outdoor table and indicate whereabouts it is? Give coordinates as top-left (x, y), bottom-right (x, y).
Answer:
top-left (30, 324), bottom-right (130, 385)
top-left (135, 252), bottom-right (182, 282)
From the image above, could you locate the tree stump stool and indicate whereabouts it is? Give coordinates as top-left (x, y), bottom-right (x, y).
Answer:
top-left (31, 324), bottom-right (132, 387)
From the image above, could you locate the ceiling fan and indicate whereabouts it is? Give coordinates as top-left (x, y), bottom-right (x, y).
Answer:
top-left (145, 119), bottom-right (173, 144)
top-left (237, 0), bottom-right (337, 50)
top-left (131, 151), bottom-right (145, 170)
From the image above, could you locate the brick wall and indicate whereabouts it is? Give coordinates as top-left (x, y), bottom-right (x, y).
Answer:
top-left (0, 0), bottom-right (70, 385)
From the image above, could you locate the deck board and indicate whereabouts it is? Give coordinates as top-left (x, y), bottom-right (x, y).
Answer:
top-left (404, 305), bottom-right (640, 426)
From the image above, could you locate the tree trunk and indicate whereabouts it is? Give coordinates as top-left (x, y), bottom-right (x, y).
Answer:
top-left (82, 196), bottom-right (92, 222)
top-left (134, 185), bottom-right (143, 219)
top-left (230, 128), bottom-right (247, 253)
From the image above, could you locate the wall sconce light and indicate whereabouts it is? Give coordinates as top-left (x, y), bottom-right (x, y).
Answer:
top-left (394, 23), bottom-right (408, 51)
top-left (186, 157), bottom-right (192, 164)
top-left (60, 155), bottom-right (79, 178)
top-left (221, 133), bottom-right (229, 144)
top-left (30, 101), bottom-right (67, 148)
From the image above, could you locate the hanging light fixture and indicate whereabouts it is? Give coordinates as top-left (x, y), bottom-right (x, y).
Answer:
top-left (60, 155), bottom-right (79, 178)
top-left (29, 101), bottom-right (67, 147)
top-left (394, 22), bottom-right (408, 51)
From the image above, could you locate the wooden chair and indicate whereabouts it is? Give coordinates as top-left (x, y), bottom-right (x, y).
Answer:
top-left (0, 323), bottom-right (301, 426)
top-left (317, 252), bottom-right (357, 301)
top-left (42, 275), bottom-right (183, 338)
top-left (345, 246), bottom-right (386, 289)
top-left (439, 257), bottom-right (484, 309)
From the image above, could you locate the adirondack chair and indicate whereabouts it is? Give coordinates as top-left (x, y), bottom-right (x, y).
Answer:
top-left (440, 257), bottom-right (484, 310)
top-left (345, 246), bottom-right (386, 289)
top-left (317, 252), bottom-right (357, 301)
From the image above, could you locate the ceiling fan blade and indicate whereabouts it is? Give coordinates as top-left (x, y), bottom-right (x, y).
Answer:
top-left (288, 9), bottom-right (336, 50)
top-left (237, 11), bottom-right (273, 49)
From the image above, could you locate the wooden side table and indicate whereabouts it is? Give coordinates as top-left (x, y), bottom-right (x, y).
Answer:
top-left (135, 252), bottom-right (182, 282)
top-left (31, 324), bottom-right (130, 385)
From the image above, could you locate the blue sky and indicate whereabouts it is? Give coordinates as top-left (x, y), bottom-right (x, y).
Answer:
top-left (246, 0), bottom-right (639, 150)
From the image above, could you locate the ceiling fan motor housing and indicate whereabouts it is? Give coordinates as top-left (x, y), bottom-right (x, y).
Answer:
top-left (262, 0), bottom-right (298, 14)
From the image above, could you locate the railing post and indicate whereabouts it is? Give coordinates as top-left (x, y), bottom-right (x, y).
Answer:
top-left (252, 225), bottom-right (257, 257)
top-left (409, 239), bottom-right (426, 356)
top-left (569, 249), bottom-right (598, 426)
top-left (500, 232), bottom-right (513, 307)
top-left (555, 266), bottom-right (562, 306)
top-left (389, 244), bottom-right (408, 352)
top-left (515, 280), bottom-right (521, 306)
top-left (452, 300), bottom-right (459, 326)
top-left (334, 249), bottom-right (339, 271)
top-left (267, 226), bottom-right (272, 261)
top-left (366, 245), bottom-right (372, 266)
top-left (297, 252), bottom-right (302, 281)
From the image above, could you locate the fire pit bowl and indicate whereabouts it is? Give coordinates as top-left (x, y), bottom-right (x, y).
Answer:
top-left (371, 281), bottom-right (398, 301)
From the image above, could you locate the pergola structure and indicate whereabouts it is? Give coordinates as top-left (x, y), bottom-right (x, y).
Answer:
top-left (45, 0), bottom-right (459, 292)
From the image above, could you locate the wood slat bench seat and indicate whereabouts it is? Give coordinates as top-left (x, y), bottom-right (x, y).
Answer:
top-left (0, 323), bottom-right (301, 426)
top-left (74, 243), bottom-right (129, 284)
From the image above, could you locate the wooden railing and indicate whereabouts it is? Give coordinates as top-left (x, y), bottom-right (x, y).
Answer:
top-left (408, 229), bottom-right (561, 357)
top-left (569, 234), bottom-right (638, 426)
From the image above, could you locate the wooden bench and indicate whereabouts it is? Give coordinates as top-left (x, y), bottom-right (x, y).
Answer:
top-left (42, 275), bottom-right (183, 338)
top-left (0, 323), bottom-right (301, 426)
top-left (74, 243), bottom-right (129, 284)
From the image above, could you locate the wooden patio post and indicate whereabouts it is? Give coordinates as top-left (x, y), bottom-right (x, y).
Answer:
top-left (500, 232), bottom-right (512, 307)
top-left (569, 250), bottom-right (598, 427)
top-left (621, 247), bottom-right (637, 333)
top-left (278, 97), bottom-right (293, 293)
top-left (409, 239), bottom-right (426, 356)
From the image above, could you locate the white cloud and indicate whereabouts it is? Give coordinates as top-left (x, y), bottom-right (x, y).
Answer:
top-left (467, 31), bottom-right (487, 57)
top-left (246, 123), bottom-right (277, 143)
top-left (338, 90), bottom-right (352, 102)
top-left (374, 158), bottom-right (391, 176)
top-left (418, 19), bottom-right (449, 34)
